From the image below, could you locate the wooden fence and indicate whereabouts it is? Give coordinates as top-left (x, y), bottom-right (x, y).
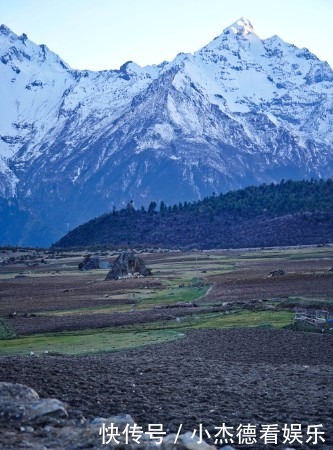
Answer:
top-left (294, 309), bottom-right (333, 331)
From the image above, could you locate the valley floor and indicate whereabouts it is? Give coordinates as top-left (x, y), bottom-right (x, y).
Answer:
top-left (0, 246), bottom-right (332, 448)
top-left (0, 328), bottom-right (332, 449)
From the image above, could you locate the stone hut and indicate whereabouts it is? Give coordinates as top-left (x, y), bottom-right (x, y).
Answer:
top-left (105, 251), bottom-right (152, 280)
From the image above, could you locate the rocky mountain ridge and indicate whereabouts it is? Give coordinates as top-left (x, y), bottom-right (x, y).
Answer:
top-left (1, 18), bottom-right (333, 246)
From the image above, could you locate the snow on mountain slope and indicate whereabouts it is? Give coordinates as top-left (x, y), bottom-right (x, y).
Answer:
top-left (0, 24), bottom-right (74, 196)
top-left (0, 25), bottom-right (160, 192)
top-left (0, 18), bottom-right (333, 246)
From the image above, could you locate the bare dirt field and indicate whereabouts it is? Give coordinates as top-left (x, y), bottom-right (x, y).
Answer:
top-left (1, 328), bottom-right (333, 449)
top-left (0, 247), bottom-right (332, 449)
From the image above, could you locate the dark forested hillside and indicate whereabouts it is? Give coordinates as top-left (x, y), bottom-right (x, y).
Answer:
top-left (54, 179), bottom-right (333, 249)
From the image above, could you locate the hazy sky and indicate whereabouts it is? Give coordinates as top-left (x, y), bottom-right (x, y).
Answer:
top-left (1, 0), bottom-right (332, 71)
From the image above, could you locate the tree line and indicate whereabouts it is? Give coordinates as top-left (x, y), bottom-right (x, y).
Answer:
top-left (54, 179), bottom-right (333, 249)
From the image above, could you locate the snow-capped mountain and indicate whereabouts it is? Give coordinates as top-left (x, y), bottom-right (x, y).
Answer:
top-left (1, 18), bottom-right (333, 246)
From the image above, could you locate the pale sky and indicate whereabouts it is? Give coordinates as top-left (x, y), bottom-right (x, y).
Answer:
top-left (1, 0), bottom-right (332, 71)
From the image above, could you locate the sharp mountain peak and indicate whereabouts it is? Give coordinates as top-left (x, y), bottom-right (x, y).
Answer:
top-left (0, 19), bottom-right (333, 246)
top-left (223, 17), bottom-right (255, 36)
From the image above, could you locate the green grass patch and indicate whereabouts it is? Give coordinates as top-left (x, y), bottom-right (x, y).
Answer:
top-left (0, 310), bottom-right (294, 356)
top-left (109, 310), bottom-right (295, 333)
top-left (31, 283), bottom-right (210, 317)
top-left (185, 310), bottom-right (294, 329)
top-left (0, 329), bottom-right (181, 356)
top-left (0, 318), bottom-right (16, 339)
top-left (136, 285), bottom-right (209, 309)
top-left (237, 247), bottom-right (333, 262)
